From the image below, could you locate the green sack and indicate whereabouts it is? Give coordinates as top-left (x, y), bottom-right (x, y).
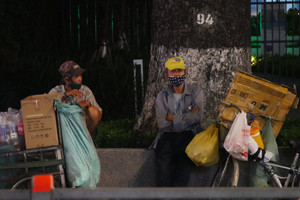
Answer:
top-left (261, 119), bottom-right (279, 162)
top-left (185, 124), bottom-right (219, 167)
top-left (56, 100), bottom-right (100, 188)
top-left (249, 118), bottom-right (279, 187)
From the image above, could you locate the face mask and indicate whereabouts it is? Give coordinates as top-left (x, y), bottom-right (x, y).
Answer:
top-left (168, 75), bottom-right (186, 87)
top-left (69, 81), bottom-right (82, 90)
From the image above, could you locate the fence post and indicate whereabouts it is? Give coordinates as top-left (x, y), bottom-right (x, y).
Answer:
top-left (133, 59), bottom-right (144, 117)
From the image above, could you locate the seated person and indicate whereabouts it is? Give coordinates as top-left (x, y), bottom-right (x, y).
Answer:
top-left (153, 56), bottom-right (205, 187)
top-left (49, 60), bottom-right (102, 139)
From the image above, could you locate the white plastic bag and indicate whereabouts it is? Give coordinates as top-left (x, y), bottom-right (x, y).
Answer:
top-left (223, 110), bottom-right (250, 161)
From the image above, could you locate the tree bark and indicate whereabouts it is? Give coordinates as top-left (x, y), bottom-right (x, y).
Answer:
top-left (135, 0), bottom-right (251, 133)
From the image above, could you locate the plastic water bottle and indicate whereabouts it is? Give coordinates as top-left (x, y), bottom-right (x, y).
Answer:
top-left (250, 120), bottom-right (264, 149)
top-left (16, 112), bottom-right (25, 150)
top-left (0, 115), bottom-right (4, 145)
top-left (0, 114), bottom-right (10, 145)
top-left (8, 120), bottom-right (19, 149)
top-left (0, 114), bottom-right (3, 142)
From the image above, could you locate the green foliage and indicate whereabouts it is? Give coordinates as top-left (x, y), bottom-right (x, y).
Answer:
top-left (277, 116), bottom-right (300, 147)
top-left (252, 54), bottom-right (300, 79)
top-left (94, 118), bottom-right (156, 148)
top-left (251, 13), bottom-right (261, 36)
top-left (251, 8), bottom-right (300, 36)
top-left (286, 8), bottom-right (300, 36)
top-left (93, 116), bottom-right (300, 148)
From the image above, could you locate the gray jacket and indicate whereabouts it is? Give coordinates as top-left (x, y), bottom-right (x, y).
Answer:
top-left (150, 84), bottom-right (205, 149)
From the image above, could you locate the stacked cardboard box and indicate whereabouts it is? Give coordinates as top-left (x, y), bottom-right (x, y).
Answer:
top-left (220, 71), bottom-right (298, 137)
top-left (21, 93), bottom-right (61, 149)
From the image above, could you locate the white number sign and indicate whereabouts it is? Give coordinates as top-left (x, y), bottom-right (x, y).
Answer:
top-left (197, 14), bottom-right (214, 25)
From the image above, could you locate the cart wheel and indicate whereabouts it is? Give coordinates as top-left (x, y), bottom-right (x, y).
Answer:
top-left (11, 177), bottom-right (32, 189)
top-left (12, 174), bottom-right (62, 190)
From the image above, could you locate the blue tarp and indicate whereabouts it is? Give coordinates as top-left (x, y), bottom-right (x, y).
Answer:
top-left (56, 100), bottom-right (100, 188)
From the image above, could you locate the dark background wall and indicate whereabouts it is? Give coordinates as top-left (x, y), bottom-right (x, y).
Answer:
top-left (0, 0), bottom-right (151, 120)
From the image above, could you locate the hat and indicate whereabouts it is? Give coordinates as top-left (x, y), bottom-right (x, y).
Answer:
top-left (59, 61), bottom-right (85, 77)
top-left (165, 57), bottom-right (185, 70)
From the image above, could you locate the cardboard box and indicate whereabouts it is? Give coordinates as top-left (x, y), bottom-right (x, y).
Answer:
top-left (21, 93), bottom-right (61, 149)
top-left (220, 71), bottom-right (298, 137)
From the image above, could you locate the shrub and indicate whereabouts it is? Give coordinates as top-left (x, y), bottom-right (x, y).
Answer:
top-left (277, 116), bottom-right (300, 147)
top-left (94, 118), bottom-right (156, 148)
top-left (93, 116), bottom-right (300, 148)
top-left (252, 54), bottom-right (300, 79)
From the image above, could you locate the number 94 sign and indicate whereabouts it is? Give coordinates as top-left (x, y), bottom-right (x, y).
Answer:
top-left (197, 14), bottom-right (214, 25)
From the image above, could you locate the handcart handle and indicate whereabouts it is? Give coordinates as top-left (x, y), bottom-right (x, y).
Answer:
top-left (220, 101), bottom-right (242, 113)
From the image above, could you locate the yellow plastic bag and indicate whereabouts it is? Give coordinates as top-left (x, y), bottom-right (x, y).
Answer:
top-left (185, 124), bottom-right (219, 167)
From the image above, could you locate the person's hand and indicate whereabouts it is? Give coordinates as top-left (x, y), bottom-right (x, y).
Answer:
top-left (78, 100), bottom-right (91, 108)
top-left (166, 113), bottom-right (173, 121)
top-left (248, 136), bottom-right (259, 155)
top-left (191, 106), bottom-right (199, 113)
top-left (65, 89), bottom-right (83, 98)
top-left (249, 137), bottom-right (273, 163)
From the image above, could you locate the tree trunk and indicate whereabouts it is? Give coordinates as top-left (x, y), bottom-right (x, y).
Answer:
top-left (135, 0), bottom-right (251, 133)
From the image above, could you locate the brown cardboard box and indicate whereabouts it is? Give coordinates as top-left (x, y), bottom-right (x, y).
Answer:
top-left (220, 71), bottom-right (298, 137)
top-left (21, 93), bottom-right (61, 149)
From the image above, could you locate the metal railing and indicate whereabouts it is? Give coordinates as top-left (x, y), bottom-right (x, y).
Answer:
top-left (251, 0), bottom-right (300, 84)
top-left (2, 187), bottom-right (300, 200)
